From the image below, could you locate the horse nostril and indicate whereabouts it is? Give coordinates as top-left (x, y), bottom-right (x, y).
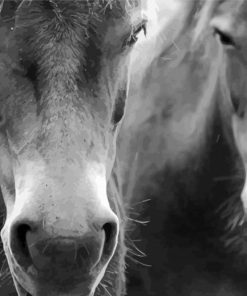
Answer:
top-left (103, 222), bottom-right (115, 245)
top-left (11, 223), bottom-right (32, 267)
top-left (101, 222), bottom-right (118, 264)
top-left (9, 217), bottom-right (118, 276)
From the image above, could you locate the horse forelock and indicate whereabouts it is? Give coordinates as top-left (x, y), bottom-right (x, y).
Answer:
top-left (129, 0), bottom-right (217, 92)
top-left (0, 0), bottom-right (149, 14)
top-left (193, 0), bottom-right (222, 45)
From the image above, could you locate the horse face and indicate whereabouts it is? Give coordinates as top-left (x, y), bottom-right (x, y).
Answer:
top-left (210, 0), bottom-right (247, 209)
top-left (0, 1), bottom-right (147, 295)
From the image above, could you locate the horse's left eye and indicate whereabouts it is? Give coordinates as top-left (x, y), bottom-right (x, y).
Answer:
top-left (214, 28), bottom-right (236, 48)
top-left (124, 21), bottom-right (147, 47)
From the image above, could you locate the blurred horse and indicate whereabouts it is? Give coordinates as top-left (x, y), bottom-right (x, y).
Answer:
top-left (119, 0), bottom-right (247, 295)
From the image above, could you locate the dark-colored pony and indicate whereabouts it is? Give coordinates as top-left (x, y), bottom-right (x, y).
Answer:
top-left (119, 0), bottom-right (247, 295)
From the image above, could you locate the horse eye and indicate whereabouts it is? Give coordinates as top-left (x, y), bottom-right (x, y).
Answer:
top-left (214, 28), bottom-right (236, 48)
top-left (124, 21), bottom-right (147, 47)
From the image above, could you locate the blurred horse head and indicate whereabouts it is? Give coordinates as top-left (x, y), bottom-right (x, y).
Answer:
top-left (119, 0), bottom-right (247, 295)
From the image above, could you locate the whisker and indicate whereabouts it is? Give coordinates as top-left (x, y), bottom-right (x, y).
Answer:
top-left (127, 248), bottom-right (146, 258)
top-left (214, 175), bottom-right (244, 182)
top-left (105, 270), bottom-right (116, 275)
top-left (215, 193), bottom-right (241, 214)
top-left (127, 240), bottom-right (147, 258)
top-left (102, 279), bottom-right (113, 287)
top-left (126, 254), bottom-right (151, 268)
top-left (131, 198), bottom-right (151, 206)
top-left (127, 217), bottom-right (150, 225)
top-left (41, 240), bottom-right (50, 255)
top-left (100, 283), bottom-right (113, 296)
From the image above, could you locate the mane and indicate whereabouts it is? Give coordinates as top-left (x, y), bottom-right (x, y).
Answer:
top-left (193, 0), bottom-right (221, 44)
top-left (129, 0), bottom-right (214, 89)
top-left (0, 0), bottom-right (153, 13)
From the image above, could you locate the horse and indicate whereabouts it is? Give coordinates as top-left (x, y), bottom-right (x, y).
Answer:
top-left (209, 0), bottom-right (247, 209)
top-left (118, 0), bottom-right (247, 295)
top-left (0, 1), bottom-right (159, 295)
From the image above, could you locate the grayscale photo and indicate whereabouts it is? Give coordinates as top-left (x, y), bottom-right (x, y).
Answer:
top-left (0, 0), bottom-right (246, 295)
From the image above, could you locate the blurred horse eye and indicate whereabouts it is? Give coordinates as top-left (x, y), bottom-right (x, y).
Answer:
top-left (214, 28), bottom-right (236, 48)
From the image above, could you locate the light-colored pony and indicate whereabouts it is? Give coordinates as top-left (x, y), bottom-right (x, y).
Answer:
top-left (119, 0), bottom-right (247, 295)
